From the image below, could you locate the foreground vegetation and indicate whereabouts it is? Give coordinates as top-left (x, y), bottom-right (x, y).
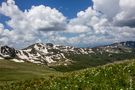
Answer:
top-left (0, 59), bottom-right (135, 90)
top-left (0, 60), bottom-right (58, 84)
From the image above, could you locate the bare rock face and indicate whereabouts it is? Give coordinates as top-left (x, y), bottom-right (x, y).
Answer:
top-left (0, 46), bottom-right (16, 59)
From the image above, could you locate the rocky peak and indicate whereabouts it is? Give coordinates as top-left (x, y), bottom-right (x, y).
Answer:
top-left (46, 43), bottom-right (54, 47)
top-left (0, 45), bottom-right (16, 59)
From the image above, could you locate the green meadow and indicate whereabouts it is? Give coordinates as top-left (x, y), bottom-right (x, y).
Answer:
top-left (0, 59), bottom-right (135, 90)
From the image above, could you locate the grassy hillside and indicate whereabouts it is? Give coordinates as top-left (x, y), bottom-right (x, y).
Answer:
top-left (0, 59), bottom-right (135, 90)
top-left (0, 60), bottom-right (58, 82)
top-left (53, 52), bottom-right (135, 72)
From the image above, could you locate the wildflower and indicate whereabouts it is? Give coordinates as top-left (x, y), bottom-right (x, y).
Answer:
top-left (75, 85), bottom-right (78, 88)
top-left (64, 86), bottom-right (68, 89)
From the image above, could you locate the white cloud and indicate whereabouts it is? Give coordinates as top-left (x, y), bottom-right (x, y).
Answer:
top-left (0, 23), bottom-right (4, 34)
top-left (66, 7), bottom-right (108, 34)
top-left (114, 0), bottom-right (135, 27)
top-left (119, 0), bottom-right (135, 19)
top-left (7, 0), bottom-right (15, 4)
top-left (63, 5), bottom-right (135, 47)
top-left (0, 0), bottom-right (135, 48)
top-left (93, 0), bottom-right (135, 27)
top-left (93, 0), bottom-right (120, 19)
top-left (26, 5), bottom-right (67, 31)
top-left (0, 0), bottom-right (67, 48)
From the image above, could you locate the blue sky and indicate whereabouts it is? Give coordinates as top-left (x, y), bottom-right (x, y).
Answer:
top-left (17, 0), bottom-right (92, 18)
top-left (0, 0), bottom-right (93, 19)
top-left (0, 0), bottom-right (93, 30)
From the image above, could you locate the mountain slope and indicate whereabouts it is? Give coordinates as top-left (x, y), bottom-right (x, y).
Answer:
top-left (0, 41), bottom-right (135, 68)
top-left (0, 59), bottom-right (56, 82)
top-left (1, 59), bottom-right (135, 90)
top-left (1, 43), bottom-right (94, 66)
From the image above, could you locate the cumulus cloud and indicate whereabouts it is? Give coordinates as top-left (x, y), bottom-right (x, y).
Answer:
top-left (66, 7), bottom-right (108, 33)
top-left (26, 5), bottom-right (67, 31)
top-left (93, 0), bottom-right (120, 19)
top-left (0, 0), bottom-right (135, 48)
top-left (0, 0), bottom-right (67, 48)
top-left (93, 0), bottom-right (135, 27)
top-left (0, 23), bottom-right (4, 34)
top-left (66, 0), bottom-right (135, 47)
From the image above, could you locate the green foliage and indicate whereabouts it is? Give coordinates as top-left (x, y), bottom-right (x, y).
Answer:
top-left (53, 52), bottom-right (135, 72)
top-left (0, 59), bottom-right (135, 90)
top-left (0, 60), bottom-right (56, 82)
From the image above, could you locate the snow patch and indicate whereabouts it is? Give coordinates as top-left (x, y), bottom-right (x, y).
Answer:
top-left (16, 51), bottom-right (29, 60)
top-left (45, 56), bottom-right (56, 63)
top-left (12, 59), bottom-right (24, 63)
top-left (0, 57), bottom-right (4, 59)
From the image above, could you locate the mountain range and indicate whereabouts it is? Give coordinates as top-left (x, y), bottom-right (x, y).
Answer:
top-left (0, 41), bottom-right (135, 68)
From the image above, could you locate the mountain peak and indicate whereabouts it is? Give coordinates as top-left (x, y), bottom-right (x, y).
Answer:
top-left (0, 41), bottom-right (135, 66)
top-left (119, 41), bottom-right (135, 48)
top-left (0, 45), bottom-right (16, 59)
top-left (46, 43), bottom-right (54, 47)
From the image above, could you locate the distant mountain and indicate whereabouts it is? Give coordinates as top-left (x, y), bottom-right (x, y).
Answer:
top-left (100, 41), bottom-right (135, 48)
top-left (92, 41), bottom-right (135, 53)
top-left (0, 41), bottom-right (135, 67)
top-left (112, 41), bottom-right (135, 48)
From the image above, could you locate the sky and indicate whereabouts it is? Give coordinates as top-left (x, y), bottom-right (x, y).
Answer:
top-left (0, 0), bottom-right (135, 48)
top-left (0, 0), bottom-right (92, 29)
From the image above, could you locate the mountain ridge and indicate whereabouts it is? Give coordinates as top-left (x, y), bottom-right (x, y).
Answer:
top-left (0, 41), bottom-right (135, 66)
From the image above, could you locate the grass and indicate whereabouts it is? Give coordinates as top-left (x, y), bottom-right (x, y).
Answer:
top-left (52, 52), bottom-right (135, 72)
top-left (0, 59), bottom-right (60, 84)
top-left (0, 59), bottom-right (135, 90)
